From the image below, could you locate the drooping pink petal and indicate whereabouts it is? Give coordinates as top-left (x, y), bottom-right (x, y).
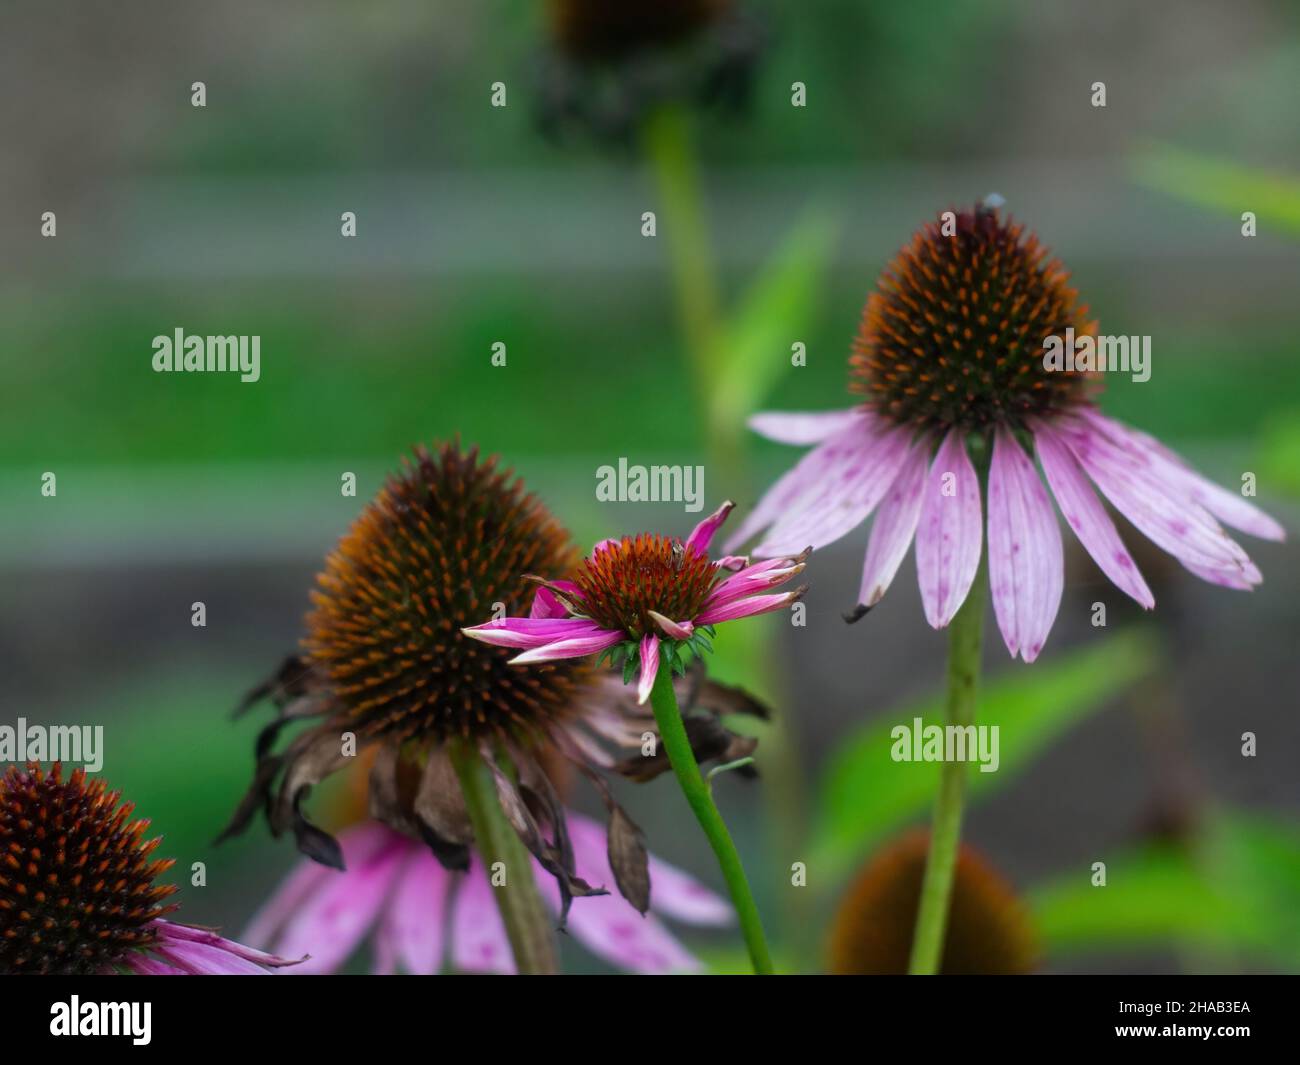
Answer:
top-left (268, 829), bottom-right (407, 975)
top-left (986, 427), bottom-right (1064, 663)
top-left (1181, 559), bottom-right (1261, 590)
top-left (529, 586), bottom-right (569, 619)
top-left (508, 627), bottom-right (624, 664)
top-left (748, 408), bottom-right (867, 445)
top-left (642, 859), bottom-right (732, 926)
top-left (753, 423), bottom-right (913, 557)
top-left (152, 938), bottom-right (274, 975)
top-left (549, 816), bottom-right (706, 974)
top-left (637, 634), bottom-right (660, 705)
top-left (461, 617), bottom-right (610, 650)
top-left (857, 435), bottom-right (930, 608)
top-left (240, 848), bottom-right (337, 948)
top-left (152, 921), bottom-right (300, 968)
top-left (695, 588), bottom-right (801, 626)
top-left (647, 610), bottom-right (694, 640)
top-left (1052, 415), bottom-right (1257, 577)
top-left (726, 415), bottom-right (887, 551)
top-left (1078, 408), bottom-right (1285, 542)
top-left (684, 500), bottom-right (734, 554)
top-left (1034, 423), bottom-right (1154, 609)
top-left (451, 863), bottom-right (515, 975)
top-left (915, 428), bottom-right (983, 628)
top-left (376, 843), bottom-right (450, 975)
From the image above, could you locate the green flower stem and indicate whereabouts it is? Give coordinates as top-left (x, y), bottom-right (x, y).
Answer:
top-left (449, 742), bottom-right (558, 975)
top-left (648, 663), bottom-right (775, 975)
top-left (907, 552), bottom-right (988, 975)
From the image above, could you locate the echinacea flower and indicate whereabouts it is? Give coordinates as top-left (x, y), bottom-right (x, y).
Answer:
top-left (222, 443), bottom-right (764, 927)
top-left (731, 199), bottom-right (1285, 662)
top-left (463, 500), bottom-right (806, 705)
top-left (0, 762), bottom-right (295, 975)
top-left (827, 831), bottom-right (1037, 975)
top-left (244, 813), bottom-right (731, 975)
top-left (536, 0), bottom-right (764, 143)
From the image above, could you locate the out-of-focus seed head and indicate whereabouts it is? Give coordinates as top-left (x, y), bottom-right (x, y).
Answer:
top-left (0, 763), bottom-right (177, 975)
top-left (304, 443), bottom-right (588, 747)
top-left (827, 831), bottom-right (1038, 975)
top-left (850, 202), bottom-right (1096, 432)
top-left (572, 534), bottom-right (720, 640)
top-left (547, 0), bottom-right (731, 63)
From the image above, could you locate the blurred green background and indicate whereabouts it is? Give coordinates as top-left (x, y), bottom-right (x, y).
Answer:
top-left (1, 0), bottom-right (1297, 973)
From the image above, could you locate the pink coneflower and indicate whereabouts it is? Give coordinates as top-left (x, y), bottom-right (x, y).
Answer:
top-left (464, 501), bottom-right (804, 975)
top-left (0, 763), bottom-right (296, 975)
top-left (462, 500), bottom-right (806, 702)
top-left (730, 199), bottom-right (1284, 663)
top-left (244, 813), bottom-right (731, 975)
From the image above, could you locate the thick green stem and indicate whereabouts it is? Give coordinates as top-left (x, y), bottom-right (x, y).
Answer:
top-left (648, 664), bottom-right (775, 975)
top-left (907, 553), bottom-right (988, 975)
top-left (449, 743), bottom-right (558, 975)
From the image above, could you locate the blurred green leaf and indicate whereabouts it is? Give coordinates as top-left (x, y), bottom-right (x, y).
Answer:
top-left (1131, 142), bottom-right (1300, 233)
top-left (809, 631), bottom-right (1157, 883)
top-left (710, 209), bottom-right (838, 428)
top-left (1258, 410), bottom-right (1300, 499)
top-left (1031, 810), bottom-right (1300, 967)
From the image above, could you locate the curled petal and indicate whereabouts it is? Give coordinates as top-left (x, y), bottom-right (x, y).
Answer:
top-left (987, 427), bottom-right (1063, 663)
top-left (915, 429), bottom-right (983, 628)
top-left (704, 554), bottom-right (807, 610)
top-left (647, 610), bottom-right (694, 640)
top-left (636, 634), bottom-right (660, 705)
top-left (684, 500), bottom-right (734, 554)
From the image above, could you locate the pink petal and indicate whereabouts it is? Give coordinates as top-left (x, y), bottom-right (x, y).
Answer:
top-left (461, 617), bottom-right (607, 650)
top-left (986, 427), bottom-right (1064, 663)
top-left (269, 828), bottom-right (407, 974)
top-left (1034, 423), bottom-right (1154, 609)
top-left (694, 588), bottom-right (801, 626)
top-left (684, 500), bottom-right (734, 554)
top-left (857, 435), bottom-right (930, 608)
top-left (647, 611), bottom-right (694, 640)
top-left (726, 413), bottom-right (886, 551)
top-left (915, 428), bottom-right (983, 628)
top-left (704, 556), bottom-right (805, 610)
top-left (1181, 559), bottom-right (1261, 590)
top-left (1052, 416), bottom-right (1256, 575)
top-left (752, 424), bottom-right (913, 556)
top-left (636, 634), bottom-right (660, 705)
top-left (529, 586), bottom-right (569, 619)
top-left (1079, 408), bottom-right (1284, 542)
top-left (748, 408), bottom-right (867, 445)
top-left (241, 850), bottom-right (336, 948)
top-left (508, 628), bottom-right (624, 664)
top-left (451, 863), bottom-right (515, 974)
top-left (153, 921), bottom-right (299, 968)
top-left (377, 844), bottom-right (450, 975)
top-left (556, 815), bottom-right (706, 974)
top-left (153, 938), bottom-right (274, 975)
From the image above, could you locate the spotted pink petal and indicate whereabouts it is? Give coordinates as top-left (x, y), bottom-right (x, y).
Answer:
top-left (857, 435), bottom-right (930, 609)
top-left (1034, 423), bottom-right (1154, 609)
top-left (748, 408), bottom-right (867, 445)
top-left (752, 423), bottom-right (913, 557)
top-left (267, 827), bottom-right (407, 974)
top-left (508, 627), bottom-right (625, 664)
top-left (462, 617), bottom-right (611, 650)
top-left (915, 428), bottom-right (983, 629)
top-left (986, 427), bottom-right (1063, 663)
top-left (726, 413), bottom-right (888, 551)
top-left (451, 861), bottom-right (515, 974)
top-left (1078, 408), bottom-right (1284, 542)
top-left (1053, 416), bottom-right (1255, 576)
top-left (376, 842), bottom-right (450, 975)
top-left (684, 500), bottom-right (734, 554)
top-left (637, 634), bottom-right (660, 704)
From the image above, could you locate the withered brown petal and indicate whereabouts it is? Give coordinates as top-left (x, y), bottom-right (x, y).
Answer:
top-left (606, 805), bottom-right (650, 915)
